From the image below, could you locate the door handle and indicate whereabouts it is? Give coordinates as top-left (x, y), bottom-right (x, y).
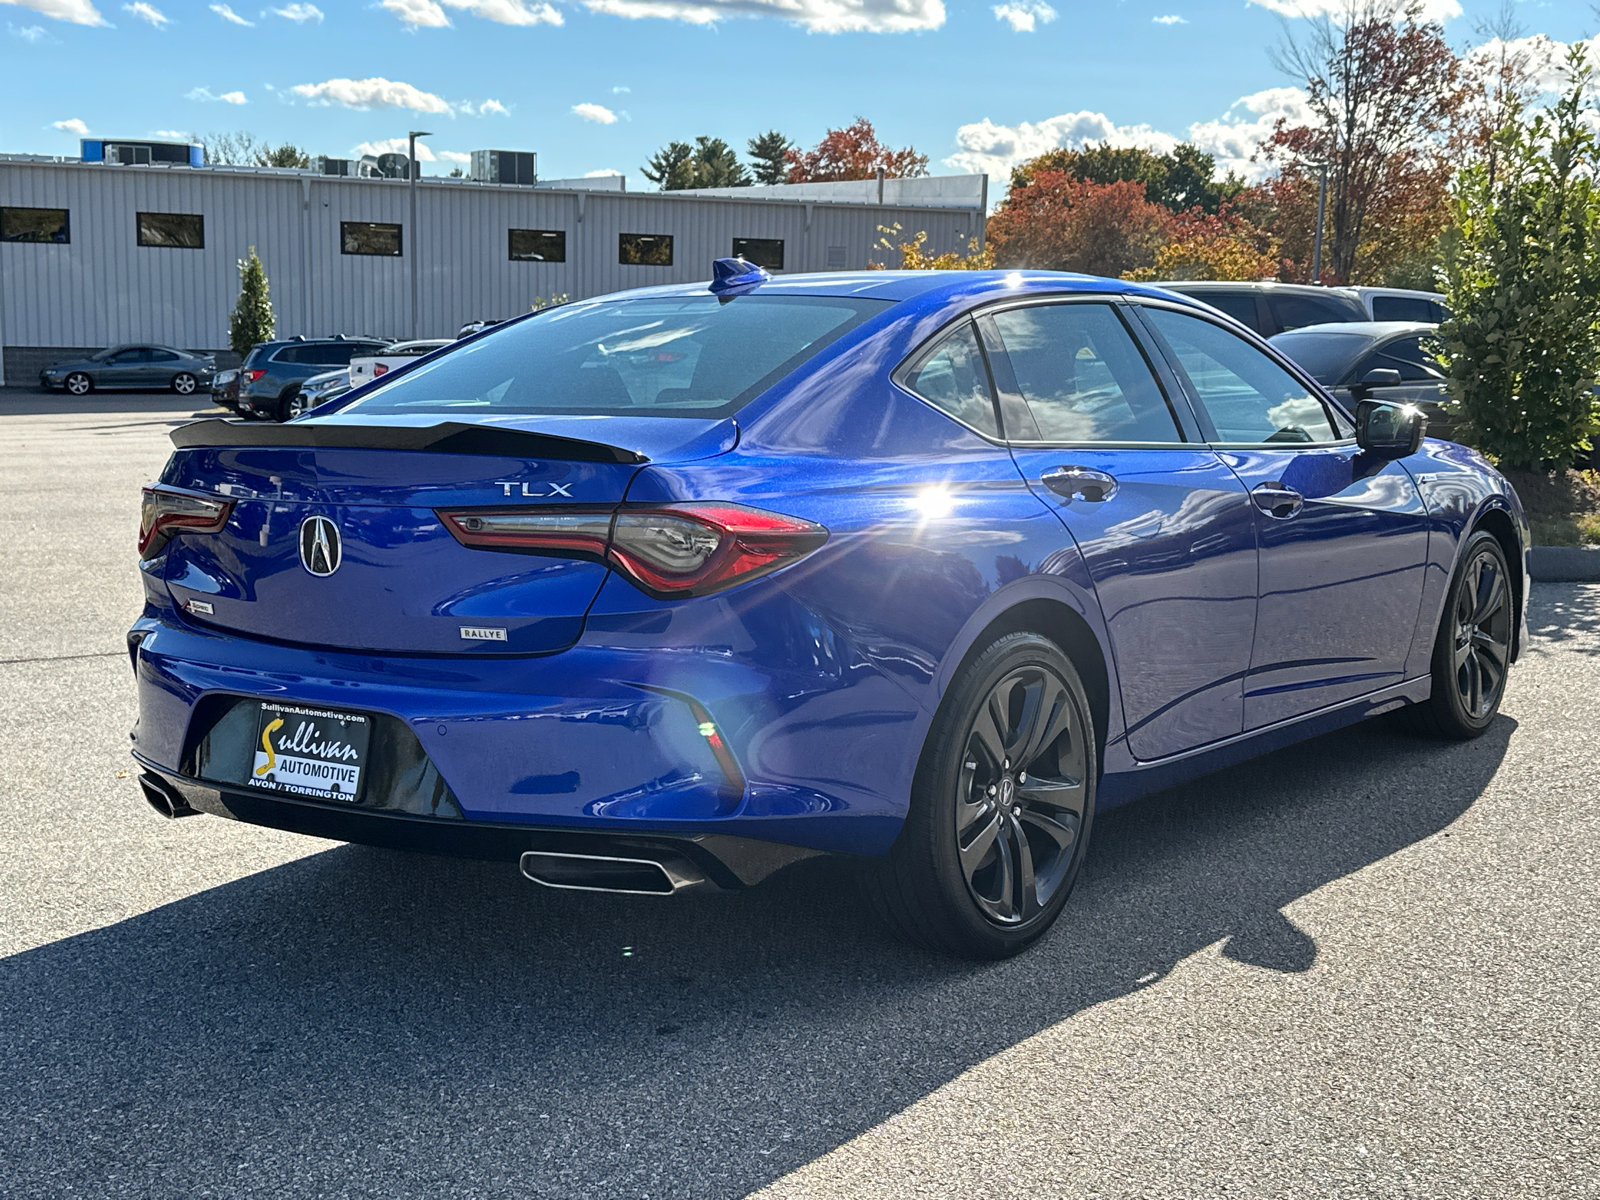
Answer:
top-left (1041, 465), bottom-right (1118, 503)
top-left (1250, 481), bottom-right (1304, 519)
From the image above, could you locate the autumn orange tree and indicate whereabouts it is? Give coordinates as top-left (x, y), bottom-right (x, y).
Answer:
top-left (1127, 205), bottom-right (1280, 282)
top-left (1264, 0), bottom-right (1465, 284)
top-left (786, 118), bottom-right (929, 183)
top-left (986, 173), bottom-right (1170, 277)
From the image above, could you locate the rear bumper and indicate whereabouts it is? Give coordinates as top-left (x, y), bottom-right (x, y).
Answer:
top-left (134, 763), bottom-right (821, 887)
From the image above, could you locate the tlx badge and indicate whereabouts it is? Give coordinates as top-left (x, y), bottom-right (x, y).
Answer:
top-left (496, 481), bottom-right (573, 498)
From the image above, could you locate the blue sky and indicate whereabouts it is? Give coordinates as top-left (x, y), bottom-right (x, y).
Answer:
top-left (2, 0), bottom-right (1594, 185)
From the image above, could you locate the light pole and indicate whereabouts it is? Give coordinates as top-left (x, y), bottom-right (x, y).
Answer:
top-left (1309, 160), bottom-right (1329, 284)
top-left (408, 130), bottom-right (431, 339)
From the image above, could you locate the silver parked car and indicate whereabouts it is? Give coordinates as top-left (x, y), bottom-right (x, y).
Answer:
top-left (40, 345), bottom-right (215, 396)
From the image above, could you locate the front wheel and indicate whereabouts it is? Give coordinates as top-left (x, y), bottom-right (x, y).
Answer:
top-left (867, 632), bottom-right (1096, 959)
top-left (172, 372), bottom-right (197, 395)
top-left (65, 372), bottom-right (91, 396)
top-left (1407, 530), bottom-right (1514, 740)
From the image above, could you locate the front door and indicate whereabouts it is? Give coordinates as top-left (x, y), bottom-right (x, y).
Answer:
top-left (101, 347), bottom-right (150, 387)
top-left (1137, 305), bottom-right (1431, 730)
top-left (977, 300), bottom-right (1259, 762)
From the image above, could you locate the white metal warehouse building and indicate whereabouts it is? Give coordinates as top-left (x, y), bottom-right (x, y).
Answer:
top-left (0, 152), bottom-right (987, 385)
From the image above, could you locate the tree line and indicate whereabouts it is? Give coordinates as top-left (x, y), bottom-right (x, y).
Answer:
top-left (641, 119), bottom-right (930, 190)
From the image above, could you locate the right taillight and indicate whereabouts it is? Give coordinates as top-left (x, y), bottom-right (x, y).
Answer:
top-left (247, 369), bottom-right (266, 382)
top-left (436, 502), bottom-right (828, 598)
top-left (139, 486), bottom-right (234, 558)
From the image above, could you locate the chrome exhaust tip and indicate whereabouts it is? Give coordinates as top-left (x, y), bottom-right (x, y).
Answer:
top-left (519, 850), bottom-right (709, 896)
top-left (139, 772), bottom-right (198, 819)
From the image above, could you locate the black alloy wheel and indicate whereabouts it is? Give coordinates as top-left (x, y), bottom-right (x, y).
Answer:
top-left (65, 372), bottom-right (91, 396)
top-left (867, 632), bottom-right (1096, 959)
top-left (1408, 530), bottom-right (1513, 739)
top-left (172, 372), bottom-right (197, 395)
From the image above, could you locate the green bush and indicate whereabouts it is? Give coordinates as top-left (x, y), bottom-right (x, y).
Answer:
top-left (228, 247), bottom-right (274, 361)
top-left (1439, 46), bottom-right (1600, 469)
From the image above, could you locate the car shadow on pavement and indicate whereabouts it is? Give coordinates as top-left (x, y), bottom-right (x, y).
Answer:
top-left (1527, 581), bottom-right (1600, 656)
top-left (0, 715), bottom-right (1513, 1199)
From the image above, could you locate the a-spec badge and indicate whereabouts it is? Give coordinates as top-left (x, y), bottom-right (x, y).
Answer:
top-left (460, 626), bottom-right (508, 642)
top-left (185, 599), bottom-right (214, 616)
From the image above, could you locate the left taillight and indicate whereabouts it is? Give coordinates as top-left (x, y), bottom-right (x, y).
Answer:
top-left (139, 486), bottom-right (234, 558)
top-left (437, 502), bottom-right (828, 599)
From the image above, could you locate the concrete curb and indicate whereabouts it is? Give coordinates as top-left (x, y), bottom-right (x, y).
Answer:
top-left (1529, 546), bottom-right (1600, 582)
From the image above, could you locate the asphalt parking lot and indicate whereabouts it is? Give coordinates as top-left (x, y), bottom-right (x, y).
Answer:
top-left (1, 392), bottom-right (1596, 1199)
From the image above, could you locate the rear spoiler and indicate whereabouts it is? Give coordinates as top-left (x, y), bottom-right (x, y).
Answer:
top-left (169, 419), bottom-right (649, 464)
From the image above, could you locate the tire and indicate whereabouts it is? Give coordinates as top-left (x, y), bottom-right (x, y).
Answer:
top-left (172, 372), bottom-right (197, 395)
top-left (866, 631), bottom-right (1097, 959)
top-left (65, 372), bottom-right (92, 396)
top-left (279, 390), bottom-right (305, 422)
top-left (1406, 530), bottom-right (1514, 740)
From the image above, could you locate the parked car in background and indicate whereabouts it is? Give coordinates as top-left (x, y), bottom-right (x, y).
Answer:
top-left (210, 368), bottom-right (239, 411)
top-left (296, 369), bottom-right (354, 411)
top-left (39, 345), bottom-right (215, 396)
top-left (1269, 321), bottom-right (1452, 438)
top-left (1159, 282), bottom-right (1370, 339)
top-left (349, 339), bottom-right (454, 389)
top-left (457, 319), bottom-right (506, 338)
top-left (237, 335), bottom-right (390, 422)
top-left (1336, 287), bottom-right (1451, 324)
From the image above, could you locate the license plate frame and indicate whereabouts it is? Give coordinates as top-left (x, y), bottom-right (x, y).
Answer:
top-left (247, 701), bottom-right (371, 802)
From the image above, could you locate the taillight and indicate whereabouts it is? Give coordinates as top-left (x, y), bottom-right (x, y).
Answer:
top-left (373, 363), bottom-right (388, 376)
top-left (247, 369), bottom-right (266, 382)
top-left (437, 502), bottom-right (828, 598)
top-left (139, 486), bottom-right (234, 558)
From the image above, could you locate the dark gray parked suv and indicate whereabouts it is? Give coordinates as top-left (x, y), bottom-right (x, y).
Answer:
top-left (238, 335), bottom-right (389, 421)
top-left (1157, 282), bottom-right (1369, 339)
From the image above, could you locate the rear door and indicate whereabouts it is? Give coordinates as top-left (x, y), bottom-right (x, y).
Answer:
top-left (979, 299), bottom-right (1259, 761)
top-left (1137, 304), bottom-right (1431, 729)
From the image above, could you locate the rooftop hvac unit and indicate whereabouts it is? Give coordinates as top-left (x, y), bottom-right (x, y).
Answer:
top-left (376, 152), bottom-right (413, 180)
top-left (314, 156), bottom-right (353, 177)
top-left (470, 150), bottom-right (537, 186)
top-left (83, 138), bottom-right (203, 167)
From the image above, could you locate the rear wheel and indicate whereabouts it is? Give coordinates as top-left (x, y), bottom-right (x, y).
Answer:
top-left (172, 372), bottom-right (197, 395)
top-left (280, 390), bottom-right (306, 421)
top-left (867, 632), bottom-right (1096, 959)
top-left (1407, 530), bottom-right (1513, 740)
top-left (65, 372), bottom-right (91, 396)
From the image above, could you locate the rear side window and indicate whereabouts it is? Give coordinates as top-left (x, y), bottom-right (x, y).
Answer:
top-left (1371, 295), bottom-right (1435, 323)
top-left (896, 320), bottom-right (999, 437)
top-left (1269, 292), bottom-right (1358, 331)
top-left (1360, 335), bottom-right (1446, 382)
top-left (150, 349), bottom-right (179, 362)
top-left (983, 303), bottom-right (1183, 444)
top-left (344, 295), bottom-right (888, 419)
top-left (1145, 307), bottom-right (1338, 444)
top-left (1186, 290), bottom-right (1262, 332)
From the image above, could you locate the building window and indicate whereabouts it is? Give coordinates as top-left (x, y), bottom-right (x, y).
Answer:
top-left (510, 229), bottom-right (566, 262)
top-left (1, 207), bottom-right (70, 244)
top-left (619, 233), bottom-right (673, 266)
top-left (732, 237), bottom-right (783, 271)
top-left (137, 211), bottom-right (204, 249)
top-left (342, 221), bottom-right (403, 256)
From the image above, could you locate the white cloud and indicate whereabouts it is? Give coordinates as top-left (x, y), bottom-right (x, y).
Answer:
top-left (578, 0), bottom-right (944, 33)
top-left (446, 0), bottom-right (559, 22)
top-left (612, 85), bottom-right (630, 93)
top-left (186, 84), bottom-right (248, 103)
top-left (122, 0), bottom-right (167, 22)
top-left (585, 168), bottom-right (622, 176)
top-left (1152, 13), bottom-right (1185, 24)
top-left (381, 0), bottom-right (447, 21)
top-left (152, 128), bottom-right (190, 138)
top-left (354, 137), bottom-right (437, 160)
top-left (290, 76), bottom-right (453, 113)
top-left (1247, 0), bottom-right (1460, 18)
top-left (3, 0), bottom-right (107, 25)
top-left (1465, 33), bottom-right (1600, 95)
top-left (992, 0), bottom-right (1052, 32)
top-left (947, 85), bottom-right (1315, 186)
top-left (53, 117), bottom-right (89, 134)
top-left (438, 149), bottom-right (471, 162)
top-left (269, 1), bottom-right (321, 20)
top-left (209, 1), bottom-right (251, 21)
top-left (480, 97), bottom-right (510, 114)
top-left (9, 19), bottom-right (51, 36)
top-left (572, 102), bottom-right (617, 124)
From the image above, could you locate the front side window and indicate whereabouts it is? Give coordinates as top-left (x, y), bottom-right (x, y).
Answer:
top-left (1, 206), bottom-right (70, 244)
top-left (342, 222), bottom-right (402, 256)
top-left (733, 237), bottom-right (784, 271)
top-left (510, 229), bottom-right (565, 262)
top-left (344, 295), bottom-right (886, 419)
top-left (109, 347), bottom-right (149, 364)
top-left (1269, 292), bottom-right (1354, 331)
top-left (619, 233), bottom-right (672, 266)
top-left (896, 320), bottom-right (998, 437)
top-left (984, 303), bottom-right (1182, 444)
top-left (137, 212), bottom-right (203, 249)
top-left (1144, 307), bottom-right (1339, 444)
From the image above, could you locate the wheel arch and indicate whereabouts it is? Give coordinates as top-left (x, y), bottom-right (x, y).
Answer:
top-left (1469, 503), bottom-right (1525, 660)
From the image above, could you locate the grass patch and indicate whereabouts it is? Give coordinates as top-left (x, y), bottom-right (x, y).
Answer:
top-left (1500, 467), bottom-right (1600, 547)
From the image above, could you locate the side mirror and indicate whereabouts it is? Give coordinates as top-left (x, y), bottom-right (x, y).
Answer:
top-left (1350, 366), bottom-right (1402, 401)
top-left (1355, 399), bottom-right (1425, 458)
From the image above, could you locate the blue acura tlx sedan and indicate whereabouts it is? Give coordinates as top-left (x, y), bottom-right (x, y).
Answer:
top-left (130, 262), bottom-right (1528, 958)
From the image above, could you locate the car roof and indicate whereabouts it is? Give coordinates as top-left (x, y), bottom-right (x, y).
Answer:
top-left (1338, 286), bottom-right (1447, 301)
top-left (1271, 321), bottom-right (1438, 339)
top-left (1158, 280), bottom-right (1339, 295)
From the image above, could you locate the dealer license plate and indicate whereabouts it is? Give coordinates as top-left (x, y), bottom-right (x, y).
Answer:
top-left (248, 702), bottom-right (370, 801)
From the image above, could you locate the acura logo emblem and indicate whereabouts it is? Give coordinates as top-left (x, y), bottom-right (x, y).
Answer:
top-left (299, 516), bottom-right (341, 577)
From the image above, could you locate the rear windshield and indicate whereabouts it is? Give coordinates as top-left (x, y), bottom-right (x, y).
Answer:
top-left (1268, 331), bottom-right (1372, 384)
top-left (342, 295), bottom-right (889, 419)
